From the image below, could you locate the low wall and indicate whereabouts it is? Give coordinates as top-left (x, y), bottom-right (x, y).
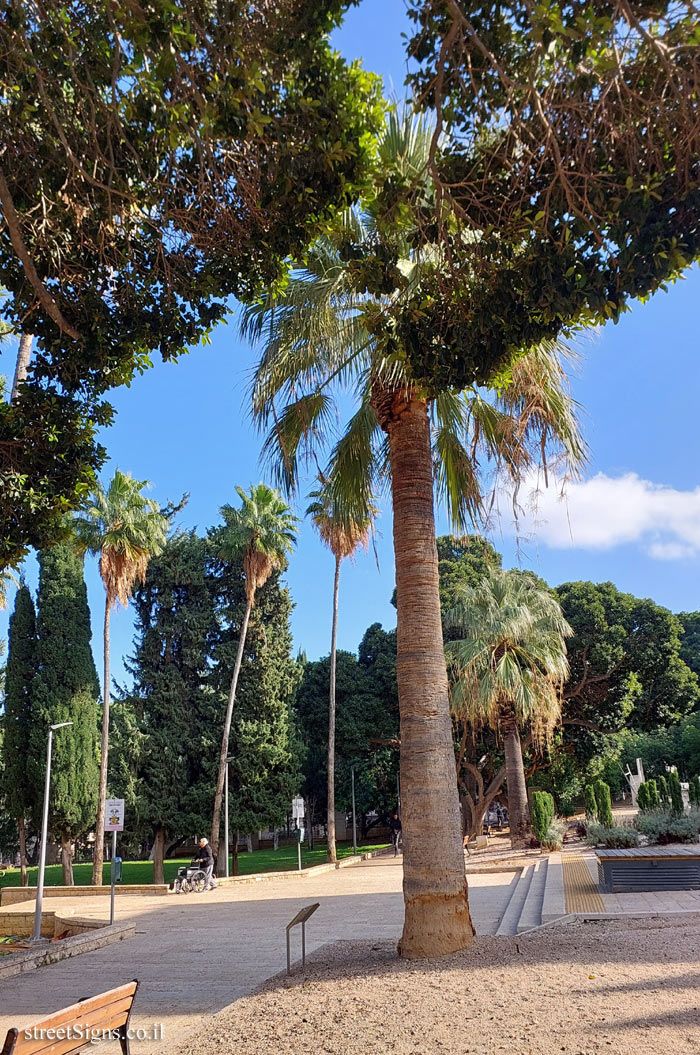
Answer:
top-left (0, 883), bottom-right (169, 906)
top-left (0, 916), bottom-right (134, 980)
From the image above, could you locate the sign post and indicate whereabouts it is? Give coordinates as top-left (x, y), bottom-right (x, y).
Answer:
top-left (105, 798), bottom-right (124, 925)
top-left (291, 797), bottom-right (304, 872)
top-left (351, 766), bottom-right (357, 855)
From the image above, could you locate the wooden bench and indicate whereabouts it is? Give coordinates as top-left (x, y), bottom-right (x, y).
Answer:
top-left (596, 846), bottom-right (700, 893)
top-left (2, 980), bottom-right (139, 1055)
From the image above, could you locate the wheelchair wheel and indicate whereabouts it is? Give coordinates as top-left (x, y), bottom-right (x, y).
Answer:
top-left (190, 870), bottom-right (206, 893)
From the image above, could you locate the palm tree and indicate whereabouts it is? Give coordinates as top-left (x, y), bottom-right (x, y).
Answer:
top-left (242, 111), bottom-right (585, 957)
top-left (11, 333), bottom-right (32, 403)
top-left (306, 477), bottom-right (374, 862)
top-left (209, 484), bottom-right (298, 869)
top-left (445, 569), bottom-right (572, 848)
top-left (74, 470), bottom-right (168, 884)
top-left (0, 564), bottom-right (18, 608)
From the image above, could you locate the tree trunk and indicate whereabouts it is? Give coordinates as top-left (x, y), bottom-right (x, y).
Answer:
top-left (11, 332), bottom-right (32, 402)
top-left (385, 391), bottom-right (474, 958)
top-left (17, 816), bottom-right (28, 887)
top-left (504, 719), bottom-right (532, 848)
top-left (245, 833), bottom-right (253, 853)
top-left (61, 832), bottom-right (74, 886)
top-left (233, 833), bottom-right (239, 876)
top-left (153, 826), bottom-right (166, 885)
top-left (327, 554), bottom-right (341, 863)
top-left (273, 829), bottom-right (279, 851)
top-left (211, 596), bottom-right (253, 873)
top-left (92, 595), bottom-right (111, 884)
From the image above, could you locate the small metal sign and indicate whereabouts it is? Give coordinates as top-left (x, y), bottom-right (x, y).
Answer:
top-left (286, 902), bottom-right (319, 974)
top-left (291, 796), bottom-right (304, 821)
top-left (105, 798), bottom-right (125, 832)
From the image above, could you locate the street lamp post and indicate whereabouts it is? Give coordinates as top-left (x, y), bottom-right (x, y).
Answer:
top-left (224, 756), bottom-right (234, 879)
top-left (31, 721), bottom-right (73, 942)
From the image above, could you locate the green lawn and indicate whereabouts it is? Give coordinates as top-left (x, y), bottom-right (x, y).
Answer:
top-left (0, 842), bottom-right (389, 888)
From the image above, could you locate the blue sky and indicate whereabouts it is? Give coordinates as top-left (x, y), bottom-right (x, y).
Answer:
top-left (2, 0), bottom-right (700, 689)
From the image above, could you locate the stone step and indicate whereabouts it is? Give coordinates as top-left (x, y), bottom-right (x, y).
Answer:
top-left (495, 863), bottom-right (534, 936)
top-left (517, 857), bottom-right (549, 933)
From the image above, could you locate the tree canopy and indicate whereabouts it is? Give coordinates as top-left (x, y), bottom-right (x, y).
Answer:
top-left (0, 0), bottom-right (383, 566)
top-left (395, 1), bottom-right (700, 389)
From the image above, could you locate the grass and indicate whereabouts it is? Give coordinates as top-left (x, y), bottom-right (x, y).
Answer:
top-left (0, 841), bottom-right (390, 888)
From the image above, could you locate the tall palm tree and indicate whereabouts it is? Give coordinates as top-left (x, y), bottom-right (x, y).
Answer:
top-left (74, 470), bottom-right (168, 884)
top-left (11, 333), bottom-right (32, 403)
top-left (445, 569), bottom-right (572, 848)
top-left (210, 484), bottom-right (298, 868)
top-left (306, 477), bottom-right (374, 862)
top-left (242, 111), bottom-right (585, 957)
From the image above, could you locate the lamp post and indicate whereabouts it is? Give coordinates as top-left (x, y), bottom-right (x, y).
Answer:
top-left (224, 756), bottom-right (234, 878)
top-left (31, 721), bottom-right (73, 942)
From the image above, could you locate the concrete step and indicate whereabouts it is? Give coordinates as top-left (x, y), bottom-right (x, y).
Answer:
top-left (541, 852), bottom-right (566, 924)
top-left (517, 857), bottom-right (549, 933)
top-left (495, 863), bottom-right (534, 936)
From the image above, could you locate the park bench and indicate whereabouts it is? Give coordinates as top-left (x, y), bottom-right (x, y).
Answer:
top-left (1, 980), bottom-right (139, 1055)
top-left (596, 846), bottom-right (700, 893)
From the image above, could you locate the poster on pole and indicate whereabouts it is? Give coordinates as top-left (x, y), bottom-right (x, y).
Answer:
top-left (105, 798), bottom-right (125, 832)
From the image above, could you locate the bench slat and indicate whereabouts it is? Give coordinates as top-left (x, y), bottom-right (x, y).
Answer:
top-left (5, 982), bottom-right (137, 1055)
top-left (13, 1002), bottom-right (133, 1055)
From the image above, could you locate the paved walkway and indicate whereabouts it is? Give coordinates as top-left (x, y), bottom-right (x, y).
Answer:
top-left (0, 856), bottom-right (516, 1053)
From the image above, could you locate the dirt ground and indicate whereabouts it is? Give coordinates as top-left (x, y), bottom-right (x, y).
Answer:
top-left (176, 914), bottom-right (700, 1055)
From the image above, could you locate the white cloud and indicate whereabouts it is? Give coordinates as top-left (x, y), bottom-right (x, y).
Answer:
top-left (502, 472), bottom-right (700, 560)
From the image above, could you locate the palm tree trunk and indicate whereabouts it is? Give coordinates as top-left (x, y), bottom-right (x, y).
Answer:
top-left (385, 392), bottom-right (474, 958)
top-left (504, 718), bottom-right (531, 848)
top-left (92, 595), bottom-right (111, 884)
top-left (210, 595), bottom-right (253, 871)
top-left (11, 333), bottom-right (32, 402)
top-left (153, 825), bottom-right (166, 885)
top-left (327, 554), bottom-right (341, 863)
top-left (61, 832), bottom-right (74, 886)
top-left (17, 816), bottom-right (28, 887)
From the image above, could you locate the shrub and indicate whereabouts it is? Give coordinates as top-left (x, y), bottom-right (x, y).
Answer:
top-left (657, 774), bottom-right (669, 807)
top-left (637, 782), bottom-right (651, 812)
top-left (540, 819), bottom-right (566, 852)
top-left (634, 808), bottom-right (700, 844)
top-left (594, 779), bottom-right (614, 828)
top-left (586, 824), bottom-right (640, 849)
top-left (584, 784), bottom-right (598, 820)
top-left (531, 791), bottom-right (556, 844)
top-left (669, 771), bottom-right (684, 815)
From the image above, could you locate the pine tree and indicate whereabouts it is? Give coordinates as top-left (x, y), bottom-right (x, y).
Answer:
top-left (1, 584), bottom-right (39, 883)
top-left (32, 544), bottom-right (100, 884)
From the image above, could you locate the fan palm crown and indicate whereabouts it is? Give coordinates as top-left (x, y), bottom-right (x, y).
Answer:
top-left (74, 470), bottom-right (169, 607)
top-left (446, 569), bottom-right (573, 745)
top-left (213, 483), bottom-right (298, 601)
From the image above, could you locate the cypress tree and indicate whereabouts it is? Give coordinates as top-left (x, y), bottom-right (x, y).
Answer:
top-left (657, 774), bottom-right (670, 807)
top-left (210, 554), bottom-right (302, 874)
top-left (668, 771), bottom-right (684, 816)
top-left (646, 779), bottom-right (659, 809)
top-left (32, 544), bottom-right (100, 884)
top-left (124, 533), bottom-right (219, 883)
top-left (636, 782), bottom-right (650, 813)
top-left (583, 784), bottom-right (598, 820)
top-left (690, 776), bottom-right (700, 807)
top-left (1, 584), bottom-right (39, 883)
top-left (594, 779), bottom-right (614, 829)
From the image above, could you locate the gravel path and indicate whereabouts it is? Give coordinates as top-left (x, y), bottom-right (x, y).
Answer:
top-left (176, 914), bottom-right (700, 1055)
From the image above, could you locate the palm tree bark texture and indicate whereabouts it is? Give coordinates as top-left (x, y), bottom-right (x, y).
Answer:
top-left (503, 718), bottom-right (532, 848)
top-left (384, 390), bottom-right (474, 957)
